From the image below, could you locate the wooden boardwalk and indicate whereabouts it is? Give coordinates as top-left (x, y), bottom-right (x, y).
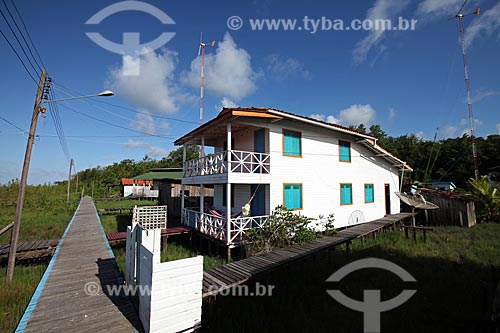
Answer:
top-left (17, 196), bottom-right (141, 333)
top-left (202, 212), bottom-right (413, 297)
top-left (0, 239), bottom-right (59, 256)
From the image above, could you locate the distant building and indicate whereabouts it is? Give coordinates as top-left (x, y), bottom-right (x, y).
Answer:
top-left (418, 187), bottom-right (477, 227)
top-left (132, 168), bottom-right (213, 220)
top-left (426, 181), bottom-right (457, 192)
top-left (121, 178), bottom-right (158, 198)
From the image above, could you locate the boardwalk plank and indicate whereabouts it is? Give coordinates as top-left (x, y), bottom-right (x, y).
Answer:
top-left (202, 212), bottom-right (413, 297)
top-left (22, 196), bottom-right (141, 333)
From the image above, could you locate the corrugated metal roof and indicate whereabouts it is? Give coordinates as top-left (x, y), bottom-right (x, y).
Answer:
top-left (132, 171), bottom-right (183, 181)
top-left (418, 187), bottom-right (477, 201)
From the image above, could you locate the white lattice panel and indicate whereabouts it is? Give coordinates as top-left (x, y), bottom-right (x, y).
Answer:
top-left (132, 205), bottom-right (167, 230)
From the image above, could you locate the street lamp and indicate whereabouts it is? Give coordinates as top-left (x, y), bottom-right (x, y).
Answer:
top-left (6, 68), bottom-right (114, 283)
top-left (43, 90), bottom-right (114, 103)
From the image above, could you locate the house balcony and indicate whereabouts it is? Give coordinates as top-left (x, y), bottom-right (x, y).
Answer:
top-left (182, 150), bottom-right (271, 185)
top-left (182, 208), bottom-right (270, 246)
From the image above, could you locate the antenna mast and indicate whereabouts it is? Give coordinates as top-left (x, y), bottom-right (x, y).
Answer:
top-left (198, 33), bottom-right (215, 126)
top-left (455, 4), bottom-right (480, 179)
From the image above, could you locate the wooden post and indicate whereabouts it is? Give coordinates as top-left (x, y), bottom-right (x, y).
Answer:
top-left (181, 145), bottom-right (186, 224)
top-left (75, 173), bottom-right (79, 195)
top-left (6, 69), bottom-right (47, 283)
top-left (67, 158), bottom-right (73, 203)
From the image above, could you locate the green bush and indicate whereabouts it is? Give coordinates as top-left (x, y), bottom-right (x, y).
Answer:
top-left (244, 206), bottom-right (335, 256)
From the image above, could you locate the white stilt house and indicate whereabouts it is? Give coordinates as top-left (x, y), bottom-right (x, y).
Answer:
top-left (175, 108), bottom-right (412, 248)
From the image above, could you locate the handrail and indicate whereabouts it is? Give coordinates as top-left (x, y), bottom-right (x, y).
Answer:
top-left (183, 150), bottom-right (270, 177)
top-left (0, 222), bottom-right (14, 236)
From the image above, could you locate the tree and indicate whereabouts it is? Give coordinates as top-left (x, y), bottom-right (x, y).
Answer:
top-left (467, 176), bottom-right (500, 222)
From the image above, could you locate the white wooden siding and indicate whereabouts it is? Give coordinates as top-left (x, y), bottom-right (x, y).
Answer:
top-left (267, 119), bottom-right (401, 229)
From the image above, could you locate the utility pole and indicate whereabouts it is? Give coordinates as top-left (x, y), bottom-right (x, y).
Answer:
top-left (75, 173), bottom-right (79, 195)
top-left (6, 69), bottom-right (47, 283)
top-left (67, 158), bottom-right (73, 203)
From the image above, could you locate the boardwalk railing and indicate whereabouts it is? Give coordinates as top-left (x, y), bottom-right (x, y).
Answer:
top-left (183, 150), bottom-right (271, 177)
top-left (182, 208), bottom-right (269, 246)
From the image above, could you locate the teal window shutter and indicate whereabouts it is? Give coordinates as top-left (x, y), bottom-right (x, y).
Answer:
top-left (341, 184), bottom-right (352, 205)
top-left (365, 184), bottom-right (374, 203)
top-left (283, 130), bottom-right (301, 156)
top-left (284, 184), bottom-right (302, 210)
top-left (339, 141), bottom-right (351, 162)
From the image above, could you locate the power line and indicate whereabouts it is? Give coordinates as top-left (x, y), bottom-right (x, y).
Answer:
top-left (7, 0), bottom-right (46, 69)
top-left (0, 28), bottom-right (37, 83)
top-left (0, 7), bottom-right (40, 75)
top-left (52, 82), bottom-right (199, 125)
top-left (0, 114), bottom-right (26, 133)
top-left (1, 0), bottom-right (43, 72)
top-left (61, 103), bottom-right (172, 138)
top-left (47, 86), bottom-right (71, 161)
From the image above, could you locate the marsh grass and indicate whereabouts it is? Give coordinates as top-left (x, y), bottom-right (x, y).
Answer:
top-left (202, 224), bottom-right (500, 332)
top-left (111, 238), bottom-right (226, 278)
top-left (0, 264), bottom-right (47, 332)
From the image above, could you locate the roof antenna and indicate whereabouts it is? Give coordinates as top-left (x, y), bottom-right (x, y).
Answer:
top-left (453, 0), bottom-right (481, 179)
top-left (198, 33), bottom-right (215, 126)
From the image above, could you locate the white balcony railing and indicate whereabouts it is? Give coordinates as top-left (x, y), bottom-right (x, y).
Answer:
top-left (182, 208), bottom-right (269, 246)
top-left (183, 150), bottom-right (270, 178)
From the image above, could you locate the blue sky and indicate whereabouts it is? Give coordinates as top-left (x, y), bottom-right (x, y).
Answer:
top-left (0, 0), bottom-right (499, 184)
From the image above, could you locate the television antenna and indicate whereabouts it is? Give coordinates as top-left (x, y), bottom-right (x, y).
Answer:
top-left (453, 0), bottom-right (481, 179)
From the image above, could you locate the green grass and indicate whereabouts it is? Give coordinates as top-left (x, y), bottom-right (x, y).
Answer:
top-left (96, 199), bottom-right (158, 234)
top-left (0, 264), bottom-right (47, 332)
top-left (94, 199), bottom-right (157, 210)
top-left (111, 239), bottom-right (226, 278)
top-left (202, 223), bottom-right (500, 332)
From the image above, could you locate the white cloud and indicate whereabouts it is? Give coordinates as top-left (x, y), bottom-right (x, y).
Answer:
top-left (182, 33), bottom-right (258, 101)
top-left (441, 118), bottom-right (483, 138)
top-left (471, 88), bottom-right (500, 103)
top-left (131, 113), bottom-right (156, 135)
top-left (352, 0), bottom-right (411, 64)
top-left (221, 97), bottom-right (237, 108)
top-left (126, 139), bottom-right (148, 148)
top-left (337, 104), bottom-right (376, 126)
top-left (496, 123), bottom-right (500, 134)
top-left (107, 49), bottom-right (182, 114)
top-left (441, 125), bottom-right (459, 138)
top-left (388, 107), bottom-right (397, 121)
top-left (214, 97), bottom-right (238, 112)
top-left (147, 146), bottom-right (167, 158)
top-left (310, 104), bottom-right (376, 127)
top-left (415, 131), bottom-right (424, 139)
top-left (416, 0), bottom-right (458, 19)
top-left (265, 54), bottom-right (309, 80)
top-left (465, 2), bottom-right (500, 48)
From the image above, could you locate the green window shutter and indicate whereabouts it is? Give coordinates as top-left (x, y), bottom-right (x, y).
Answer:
top-left (339, 141), bottom-right (351, 162)
top-left (341, 184), bottom-right (352, 205)
top-left (283, 131), bottom-right (301, 156)
top-left (284, 184), bottom-right (302, 210)
top-left (365, 184), bottom-right (374, 203)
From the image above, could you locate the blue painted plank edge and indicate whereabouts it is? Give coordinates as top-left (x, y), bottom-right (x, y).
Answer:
top-left (15, 198), bottom-right (83, 332)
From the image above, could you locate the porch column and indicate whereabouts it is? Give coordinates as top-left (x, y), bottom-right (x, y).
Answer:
top-left (201, 135), bottom-right (205, 157)
top-left (226, 123), bottom-right (232, 245)
top-left (200, 184), bottom-right (204, 215)
top-left (226, 183), bottom-right (231, 245)
top-left (181, 145), bottom-right (186, 224)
